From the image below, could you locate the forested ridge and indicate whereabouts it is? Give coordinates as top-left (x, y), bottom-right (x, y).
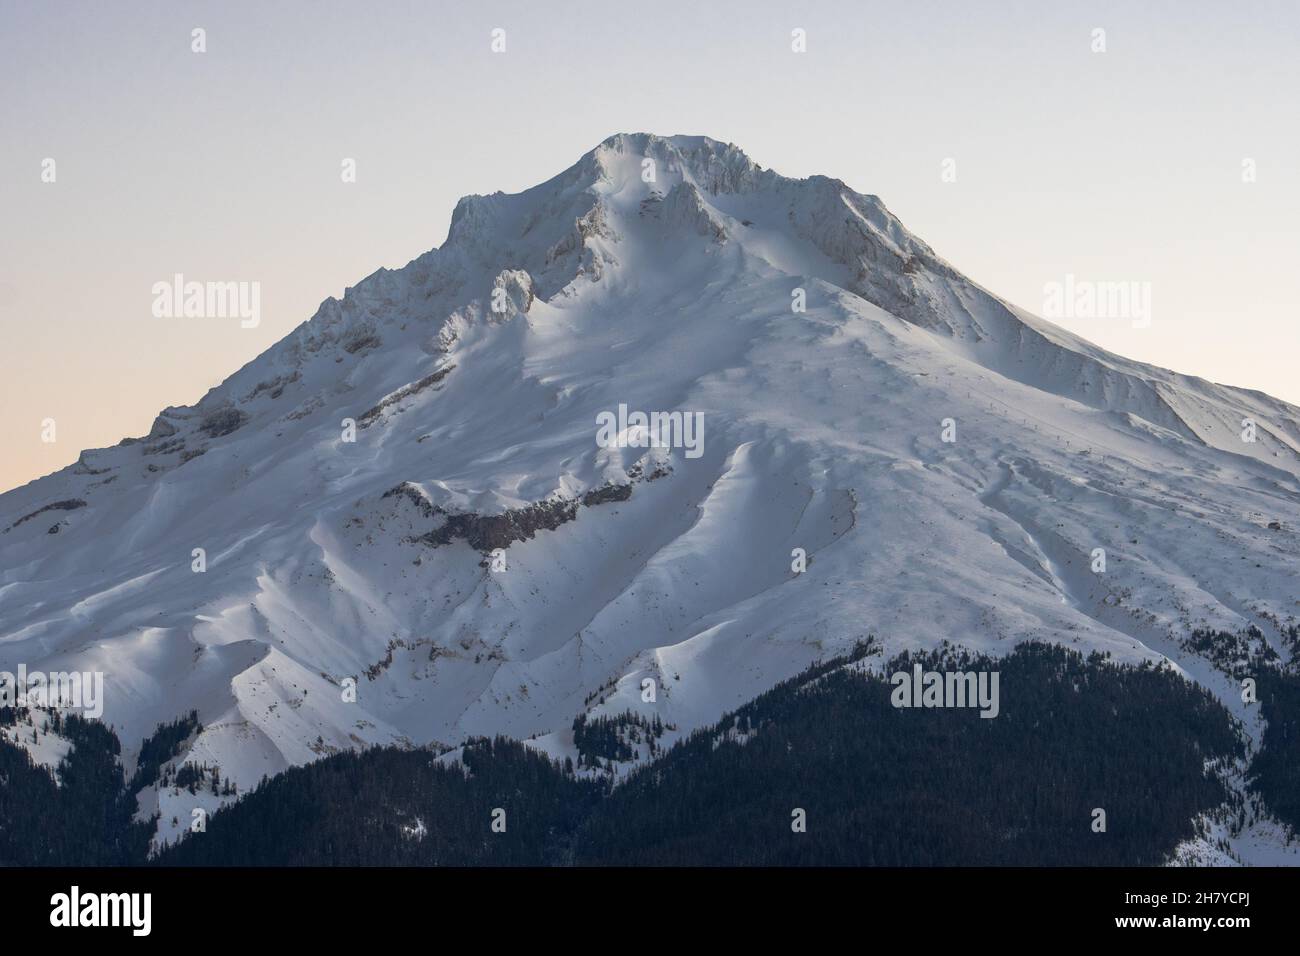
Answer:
top-left (0, 637), bottom-right (1280, 866)
top-left (0, 707), bottom-right (151, 864)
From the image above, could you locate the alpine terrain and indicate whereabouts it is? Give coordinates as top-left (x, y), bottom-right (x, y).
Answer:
top-left (3, 134), bottom-right (1298, 863)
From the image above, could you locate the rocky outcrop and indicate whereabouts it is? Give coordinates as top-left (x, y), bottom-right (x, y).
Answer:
top-left (244, 371), bottom-right (301, 402)
top-left (381, 482), bottom-right (438, 518)
top-left (6, 498), bottom-right (87, 532)
top-left (398, 481), bottom-right (643, 554)
top-left (198, 407), bottom-right (249, 439)
top-left (418, 497), bottom-right (580, 552)
top-left (359, 365), bottom-right (455, 428)
top-left (661, 181), bottom-right (728, 243)
top-left (581, 483), bottom-right (633, 507)
top-left (489, 270), bottom-right (534, 322)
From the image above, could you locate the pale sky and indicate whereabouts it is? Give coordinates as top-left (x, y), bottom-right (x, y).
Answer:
top-left (2, 0), bottom-right (1297, 493)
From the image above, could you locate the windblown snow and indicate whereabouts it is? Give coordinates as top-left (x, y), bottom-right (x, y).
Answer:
top-left (2, 134), bottom-right (1298, 857)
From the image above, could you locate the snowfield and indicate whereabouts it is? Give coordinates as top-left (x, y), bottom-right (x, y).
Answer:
top-left (2, 134), bottom-right (1298, 858)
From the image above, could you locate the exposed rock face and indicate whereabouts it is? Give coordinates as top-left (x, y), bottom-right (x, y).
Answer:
top-left (419, 497), bottom-right (581, 552)
top-left (661, 181), bottom-right (728, 243)
top-left (244, 371), bottom-right (301, 402)
top-left (359, 365), bottom-right (455, 428)
top-left (581, 483), bottom-right (633, 507)
top-left (6, 498), bottom-right (87, 531)
top-left (146, 415), bottom-right (179, 439)
top-left (489, 270), bottom-right (534, 322)
top-left (342, 329), bottom-right (381, 354)
top-left (143, 437), bottom-right (185, 456)
top-left (72, 451), bottom-right (112, 476)
top-left (393, 481), bottom-right (638, 553)
top-left (381, 482), bottom-right (437, 518)
top-left (198, 407), bottom-right (249, 438)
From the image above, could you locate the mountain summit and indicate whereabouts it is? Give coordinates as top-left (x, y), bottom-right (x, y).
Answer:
top-left (3, 134), bottom-right (1298, 850)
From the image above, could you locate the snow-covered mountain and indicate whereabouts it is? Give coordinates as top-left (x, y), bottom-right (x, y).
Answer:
top-left (3, 133), bottom-right (1299, 852)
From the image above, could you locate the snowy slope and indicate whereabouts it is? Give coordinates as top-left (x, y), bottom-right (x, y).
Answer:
top-left (2, 134), bottom-right (1298, 852)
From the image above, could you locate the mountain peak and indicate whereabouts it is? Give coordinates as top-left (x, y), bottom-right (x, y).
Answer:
top-left (4, 137), bottom-right (1299, 852)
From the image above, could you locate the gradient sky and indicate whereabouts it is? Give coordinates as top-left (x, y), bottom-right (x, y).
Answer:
top-left (2, 0), bottom-right (1297, 493)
